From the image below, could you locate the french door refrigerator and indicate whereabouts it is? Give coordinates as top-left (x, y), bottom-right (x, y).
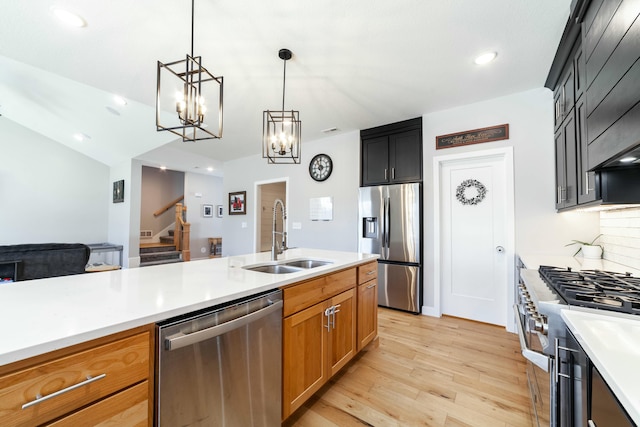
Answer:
top-left (358, 183), bottom-right (421, 313)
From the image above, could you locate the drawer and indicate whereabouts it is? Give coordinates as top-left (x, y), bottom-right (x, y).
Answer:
top-left (45, 381), bottom-right (149, 427)
top-left (0, 331), bottom-right (151, 427)
top-left (283, 268), bottom-right (356, 317)
top-left (358, 261), bottom-right (377, 284)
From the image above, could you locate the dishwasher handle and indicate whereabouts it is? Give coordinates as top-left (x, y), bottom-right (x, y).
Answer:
top-left (165, 299), bottom-right (283, 351)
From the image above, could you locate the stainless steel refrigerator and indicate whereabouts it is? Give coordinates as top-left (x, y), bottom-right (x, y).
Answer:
top-left (358, 183), bottom-right (421, 313)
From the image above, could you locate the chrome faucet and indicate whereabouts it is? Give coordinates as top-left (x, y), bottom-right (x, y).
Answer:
top-left (271, 199), bottom-right (288, 260)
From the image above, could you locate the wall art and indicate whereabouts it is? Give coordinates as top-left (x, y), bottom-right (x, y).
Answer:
top-left (436, 124), bottom-right (509, 150)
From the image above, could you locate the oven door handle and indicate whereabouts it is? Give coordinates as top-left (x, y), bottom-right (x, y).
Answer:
top-left (514, 304), bottom-right (550, 372)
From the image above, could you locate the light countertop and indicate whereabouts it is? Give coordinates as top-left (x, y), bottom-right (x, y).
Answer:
top-left (562, 309), bottom-right (640, 424)
top-left (518, 254), bottom-right (640, 276)
top-left (0, 248), bottom-right (378, 367)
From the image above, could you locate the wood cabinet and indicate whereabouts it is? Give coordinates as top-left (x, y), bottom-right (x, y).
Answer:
top-left (282, 265), bottom-right (375, 420)
top-left (361, 117), bottom-right (422, 186)
top-left (555, 109), bottom-right (578, 210)
top-left (357, 261), bottom-right (378, 351)
top-left (0, 325), bottom-right (154, 427)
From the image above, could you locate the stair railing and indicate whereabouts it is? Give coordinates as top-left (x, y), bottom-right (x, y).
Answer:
top-left (154, 195), bottom-right (185, 217)
top-left (174, 203), bottom-right (191, 261)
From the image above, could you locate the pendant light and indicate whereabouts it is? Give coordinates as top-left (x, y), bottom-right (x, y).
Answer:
top-left (156, 0), bottom-right (223, 142)
top-left (262, 48), bottom-right (301, 164)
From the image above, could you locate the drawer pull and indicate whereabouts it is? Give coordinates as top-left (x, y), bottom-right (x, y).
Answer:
top-left (366, 270), bottom-right (375, 275)
top-left (366, 283), bottom-right (376, 289)
top-left (21, 373), bottom-right (106, 409)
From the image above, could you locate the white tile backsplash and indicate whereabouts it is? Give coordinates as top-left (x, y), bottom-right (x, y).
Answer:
top-left (600, 208), bottom-right (640, 270)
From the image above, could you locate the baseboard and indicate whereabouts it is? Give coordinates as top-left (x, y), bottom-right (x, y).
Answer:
top-left (421, 305), bottom-right (441, 317)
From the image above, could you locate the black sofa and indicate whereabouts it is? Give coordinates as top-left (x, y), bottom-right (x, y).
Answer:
top-left (0, 243), bottom-right (90, 281)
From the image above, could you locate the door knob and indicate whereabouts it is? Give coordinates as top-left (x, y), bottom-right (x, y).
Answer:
top-left (496, 246), bottom-right (505, 253)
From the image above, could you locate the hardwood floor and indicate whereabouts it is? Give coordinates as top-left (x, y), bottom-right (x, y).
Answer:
top-left (284, 308), bottom-right (533, 427)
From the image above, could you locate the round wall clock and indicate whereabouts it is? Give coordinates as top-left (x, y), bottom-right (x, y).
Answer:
top-left (309, 154), bottom-right (333, 182)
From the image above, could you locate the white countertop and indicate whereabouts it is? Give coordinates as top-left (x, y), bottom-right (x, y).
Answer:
top-left (518, 254), bottom-right (640, 276)
top-left (562, 309), bottom-right (640, 424)
top-left (0, 248), bottom-right (378, 367)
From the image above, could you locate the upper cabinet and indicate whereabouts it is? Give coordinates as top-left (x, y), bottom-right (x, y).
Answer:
top-left (360, 117), bottom-right (422, 186)
top-left (545, 0), bottom-right (640, 210)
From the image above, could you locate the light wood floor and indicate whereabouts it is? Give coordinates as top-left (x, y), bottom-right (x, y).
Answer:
top-left (284, 308), bottom-right (533, 427)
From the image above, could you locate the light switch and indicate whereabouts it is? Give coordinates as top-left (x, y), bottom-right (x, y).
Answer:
top-left (241, 222), bottom-right (247, 228)
top-left (292, 222), bottom-right (302, 230)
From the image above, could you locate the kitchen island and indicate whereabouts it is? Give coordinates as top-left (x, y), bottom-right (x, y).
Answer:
top-left (0, 248), bottom-right (377, 366)
top-left (0, 248), bottom-right (377, 426)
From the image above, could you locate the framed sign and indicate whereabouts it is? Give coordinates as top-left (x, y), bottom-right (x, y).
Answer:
top-left (112, 180), bottom-right (124, 203)
top-left (436, 124), bottom-right (509, 150)
top-left (229, 191), bottom-right (246, 215)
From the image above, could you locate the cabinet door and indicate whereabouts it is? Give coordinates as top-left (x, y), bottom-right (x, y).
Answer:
top-left (389, 129), bottom-right (422, 183)
top-left (357, 279), bottom-right (378, 351)
top-left (361, 136), bottom-right (389, 186)
top-left (282, 301), bottom-right (328, 419)
top-left (328, 289), bottom-right (356, 376)
top-left (576, 97), bottom-right (597, 204)
top-left (555, 110), bottom-right (578, 209)
top-left (554, 63), bottom-right (576, 131)
top-left (45, 381), bottom-right (148, 427)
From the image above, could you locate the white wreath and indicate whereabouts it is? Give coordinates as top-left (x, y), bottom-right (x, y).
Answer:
top-left (456, 179), bottom-right (487, 205)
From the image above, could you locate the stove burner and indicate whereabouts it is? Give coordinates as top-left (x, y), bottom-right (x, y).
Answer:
top-left (538, 265), bottom-right (640, 315)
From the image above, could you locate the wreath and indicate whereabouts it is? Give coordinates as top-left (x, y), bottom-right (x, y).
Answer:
top-left (456, 179), bottom-right (487, 206)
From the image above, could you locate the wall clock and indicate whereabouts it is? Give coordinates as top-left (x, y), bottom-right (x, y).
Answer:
top-left (309, 154), bottom-right (333, 182)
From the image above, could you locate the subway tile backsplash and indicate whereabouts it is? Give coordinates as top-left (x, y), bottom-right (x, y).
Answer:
top-left (600, 208), bottom-right (640, 270)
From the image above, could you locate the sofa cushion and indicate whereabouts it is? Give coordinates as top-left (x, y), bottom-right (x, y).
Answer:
top-left (0, 243), bottom-right (90, 281)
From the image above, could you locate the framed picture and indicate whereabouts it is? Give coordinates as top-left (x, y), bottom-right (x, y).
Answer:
top-left (203, 204), bottom-right (213, 217)
top-left (113, 180), bottom-right (124, 203)
top-left (216, 205), bottom-right (224, 217)
top-left (229, 191), bottom-right (246, 215)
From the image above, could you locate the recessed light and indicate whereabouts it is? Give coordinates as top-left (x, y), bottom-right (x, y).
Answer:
top-left (73, 133), bottom-right (91, 142)
top-left (51, 7), bottom-right (87, 28)
top-left (620, 157), bottom-right (637, 163)
top-left (474, 51), bottom-right (497, 65)
top-left (113, 95), bottom-right (127, 106)
top-left (207, 167), bottom-right (214, 172)
top-left (160, 166), bottom-right (167, 170)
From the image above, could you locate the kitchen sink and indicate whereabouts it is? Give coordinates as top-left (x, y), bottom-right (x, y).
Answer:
top-left (282, 259), bottom-right (333, 269)
top-left (243, 264), bottom-right (303, 274)
top-left (242, 258), bottom-right (333, 274)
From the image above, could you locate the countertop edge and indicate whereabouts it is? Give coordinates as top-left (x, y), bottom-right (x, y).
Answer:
top-left (0, 249), bottom-right (378, 368)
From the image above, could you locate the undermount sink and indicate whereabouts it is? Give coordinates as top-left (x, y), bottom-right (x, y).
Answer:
top-left (243, 264), bottom-right (303, 274)
top-left (242, 258), bottom-right (333, 274)
top-left (282, 259), bottom-right (333, 269)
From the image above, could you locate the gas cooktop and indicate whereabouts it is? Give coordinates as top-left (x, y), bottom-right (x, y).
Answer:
top-left (539, 266), bottom-right (640, 315)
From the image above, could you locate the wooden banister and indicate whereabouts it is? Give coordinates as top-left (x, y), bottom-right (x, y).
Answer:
top-left (154, 195), bottom-right (185, 217)
top-left (174, 203), bottom-right (190, 262)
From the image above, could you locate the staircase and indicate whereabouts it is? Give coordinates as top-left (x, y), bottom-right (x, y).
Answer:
top-left (140, 232), bottom-right (182, 267)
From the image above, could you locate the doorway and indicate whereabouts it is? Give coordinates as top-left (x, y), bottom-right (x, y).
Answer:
top-left (255, 179), bottom-right (288, 253)
top-left (433, 147), bottom-right (515, 329)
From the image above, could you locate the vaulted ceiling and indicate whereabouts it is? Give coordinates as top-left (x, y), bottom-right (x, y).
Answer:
top-left (0, 0), bottom-right (571, 174)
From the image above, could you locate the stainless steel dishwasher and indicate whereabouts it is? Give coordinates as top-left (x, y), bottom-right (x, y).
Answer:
top-left (156, 289), bottom-right (283, 426)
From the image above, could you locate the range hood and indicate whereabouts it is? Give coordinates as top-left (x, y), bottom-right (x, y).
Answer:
top-left (591, 166), bottom-right (640, 207)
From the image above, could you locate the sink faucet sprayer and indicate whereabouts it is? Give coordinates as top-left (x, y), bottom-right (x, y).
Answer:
top-left (271, 199), bottom-right (288, 260)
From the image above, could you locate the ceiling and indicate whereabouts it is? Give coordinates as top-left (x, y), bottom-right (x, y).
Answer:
top-left (0, 0), bottom-right (572, 175)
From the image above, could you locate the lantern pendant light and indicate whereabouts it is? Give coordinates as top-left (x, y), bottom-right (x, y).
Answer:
top-left (156, 0), bottom-right (223, 142)
top-left (262, 48), bottom-right (301, 164)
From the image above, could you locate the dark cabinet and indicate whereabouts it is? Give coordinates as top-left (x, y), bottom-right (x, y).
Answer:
top-left (555, 109), bottom-right (578, 209)
top-left (360, 118), bottom-right (422, 186)
top-left (576, 96), bottom-right (597, 204)
top-left (583, 0), bottom-right (640, 169)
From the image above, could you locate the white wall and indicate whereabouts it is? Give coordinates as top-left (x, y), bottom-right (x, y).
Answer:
top-left (108, 159), bottom-right (139, 267)
top-left (0, 119), bottom-right (110, 244)
top-left (184, 172), bottom-right (224, 259)
top-left (422, 88), bottom-right (600, 310)
top-left (222, 131), bottom-right (360, 256)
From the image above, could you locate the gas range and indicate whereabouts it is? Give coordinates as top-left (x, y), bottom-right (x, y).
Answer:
top-left (538, 265), bottom-right (640, 315)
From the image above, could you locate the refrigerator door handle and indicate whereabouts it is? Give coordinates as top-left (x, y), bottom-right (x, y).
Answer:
top-left (384, 197), bottom-right (390, 258)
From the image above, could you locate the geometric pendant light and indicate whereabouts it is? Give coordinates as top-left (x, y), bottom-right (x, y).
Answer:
top-left (156, 0), bottom-right (223, 142)
top-left (262, 48), bottom-right (301, 164)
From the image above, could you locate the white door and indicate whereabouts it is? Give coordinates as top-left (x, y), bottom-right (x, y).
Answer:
top-left (439, 151), bottom-right (510, 326)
